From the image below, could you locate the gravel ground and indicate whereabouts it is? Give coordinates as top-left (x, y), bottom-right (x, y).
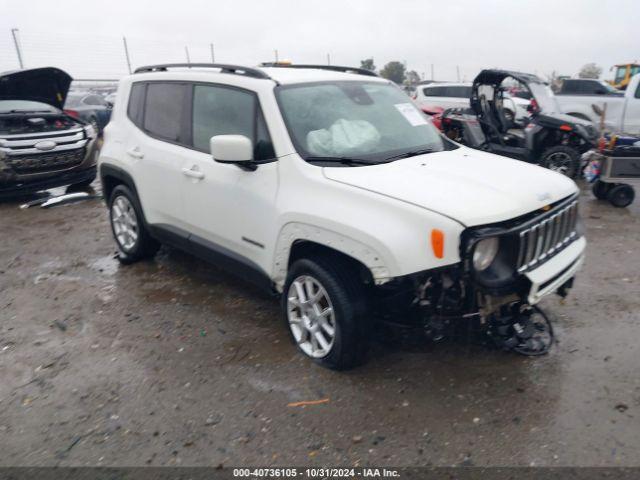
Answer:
top-left (0, 181), bottom-right (639, 467)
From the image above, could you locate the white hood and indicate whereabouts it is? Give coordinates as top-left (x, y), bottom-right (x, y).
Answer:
top-left (322, 148), bottom-right (578, 227)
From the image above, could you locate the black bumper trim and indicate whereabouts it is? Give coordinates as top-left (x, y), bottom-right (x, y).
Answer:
top-left (0, 166), bottom-right (97, 199)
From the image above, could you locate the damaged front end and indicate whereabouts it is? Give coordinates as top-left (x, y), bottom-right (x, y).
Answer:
top-left (375, 194), bottom-right (585, 356)
top-left (0, 67), bottom-right (98, 197)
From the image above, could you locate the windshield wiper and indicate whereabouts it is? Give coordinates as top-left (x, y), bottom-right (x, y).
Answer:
top-left (383, 148), bottom-right (437, 162)
top-left (305, 156), bottom-right (377, 166)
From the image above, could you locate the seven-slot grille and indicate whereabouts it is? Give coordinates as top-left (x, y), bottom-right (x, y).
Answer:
top-left (516, 199), bottom-right (579, 273)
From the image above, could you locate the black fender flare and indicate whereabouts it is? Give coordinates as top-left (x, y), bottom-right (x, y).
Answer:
top-left (99, 164), bottom-right (138, 198)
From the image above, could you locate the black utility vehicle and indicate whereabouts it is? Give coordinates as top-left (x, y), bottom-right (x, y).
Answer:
top-left (441, 69), bottom-right (598, 178)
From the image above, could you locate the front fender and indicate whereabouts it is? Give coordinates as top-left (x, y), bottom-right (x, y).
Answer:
top-left (272, 222), bottom-right (393, 291)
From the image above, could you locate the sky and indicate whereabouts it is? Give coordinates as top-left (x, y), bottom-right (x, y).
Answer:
top-left (0, 0), bottom-right (637, 82)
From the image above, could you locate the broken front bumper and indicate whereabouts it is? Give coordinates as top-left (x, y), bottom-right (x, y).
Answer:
top-left (525, 236), bottom-right (586, 304)
top-left (0, 166), bottom-right (97, 199)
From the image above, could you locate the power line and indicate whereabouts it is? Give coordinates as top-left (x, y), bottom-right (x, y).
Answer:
top-left (11, 28), bottom-right (24, 69)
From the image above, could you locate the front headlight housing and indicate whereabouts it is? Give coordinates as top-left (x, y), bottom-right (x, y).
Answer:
top-left (473, 237), bottom-right (499, 271)
top-left (466, 233), bottom-right (520, 293)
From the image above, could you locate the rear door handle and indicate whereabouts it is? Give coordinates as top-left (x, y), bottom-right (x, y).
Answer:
top-left (181, 167), bottom-right (205, 180)
top-left (126, 147), bottom-right (144, 159)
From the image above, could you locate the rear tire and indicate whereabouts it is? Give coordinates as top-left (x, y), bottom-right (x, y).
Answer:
top-left (592, 180), bottom-right (611, 200)
top-left (541, 145), bottom-right (581, 178)
top-left (607, 184), bottom-right (635, 208)
top-left (108, 184), bottom-right (160, 264)
top-left (282, 255), bottom-right (369, 370)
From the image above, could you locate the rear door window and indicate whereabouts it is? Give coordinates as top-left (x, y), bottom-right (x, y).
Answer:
top-left (143, 83), bottom-right (189, 143)
top-left (423, 86), bottom-right (445, 97)
top-left (449, 86), bottom-right (471, 98)
top-left (562, 81), bottom-right (577, 94)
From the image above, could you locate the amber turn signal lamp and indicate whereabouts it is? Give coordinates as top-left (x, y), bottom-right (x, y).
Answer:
top-left (431, 229), bottom-right (444, 259)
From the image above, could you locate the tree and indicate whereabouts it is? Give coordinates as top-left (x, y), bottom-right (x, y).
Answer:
top-left (546, 70), bottom-right (563, 93)
top-left (380, 61), bottom-right (406, 85)
top-left (405, 70), bottom-right (421, 86)
top-left (360, 58), bottom-right (376, 72)
top-left (578, 63), bottom-right (602, 79)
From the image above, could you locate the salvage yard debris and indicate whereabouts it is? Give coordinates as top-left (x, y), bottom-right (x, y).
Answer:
top-left (19, 191), bottom-right (102, 209)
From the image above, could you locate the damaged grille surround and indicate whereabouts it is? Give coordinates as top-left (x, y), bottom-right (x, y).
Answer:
top-left (516, 198), bottom-right (579, 273)
top-left (0, 127), bottom-right (89, 176)
top-left (462, 194), bottom-right (581, 294)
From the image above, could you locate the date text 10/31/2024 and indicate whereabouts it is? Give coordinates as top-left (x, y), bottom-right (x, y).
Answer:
top-left (232, 468), bottom-right (401, 478)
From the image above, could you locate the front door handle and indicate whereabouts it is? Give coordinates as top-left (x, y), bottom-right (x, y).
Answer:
top-left (181, 167), bottom-right (205, 180)
top-left (126, 147), bottom-right (144, 159)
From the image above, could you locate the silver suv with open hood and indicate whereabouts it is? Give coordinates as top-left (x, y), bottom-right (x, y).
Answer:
top-left (0, 67), bottom-right (98, 198)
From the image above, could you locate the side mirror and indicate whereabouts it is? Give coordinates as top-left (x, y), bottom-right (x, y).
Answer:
top-left (595, 89), bottom-right (606, 95)
top-left (210, 135), bottom-right (255, 169)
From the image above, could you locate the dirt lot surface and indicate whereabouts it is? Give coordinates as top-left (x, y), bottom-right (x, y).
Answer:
top-left (1, 181), bottom-right (639, 467)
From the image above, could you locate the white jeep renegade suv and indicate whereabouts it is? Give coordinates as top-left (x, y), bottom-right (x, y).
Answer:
top-left (99, 63), bottom-right (586, 369)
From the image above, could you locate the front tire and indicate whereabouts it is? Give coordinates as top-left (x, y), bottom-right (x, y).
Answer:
top-left (108, 185), bottom-right (160, 264)
top-left (282, 256), bottom-right (369, 370)
top-left (541, 145), bottom-right (581, 178)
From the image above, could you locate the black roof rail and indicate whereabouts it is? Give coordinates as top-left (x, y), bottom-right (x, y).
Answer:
top-left (259, 63), bottom-right (379, 78)
top-left (133, 63), bottom-right (272, 80)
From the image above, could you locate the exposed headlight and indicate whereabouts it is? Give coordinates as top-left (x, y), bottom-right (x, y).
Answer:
top-left (473, 237), bottom-right (499, 271)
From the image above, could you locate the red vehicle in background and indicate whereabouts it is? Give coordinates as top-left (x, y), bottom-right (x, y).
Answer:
top-left (419, 105), bottom-right (444, 130)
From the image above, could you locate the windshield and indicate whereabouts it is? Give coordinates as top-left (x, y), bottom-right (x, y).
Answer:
top-left (0, 100), bottom-right (57, 113)
top-left (276, 81), bottom-right (449, 164)
top-left (528, 83), bottom-right (561, 114)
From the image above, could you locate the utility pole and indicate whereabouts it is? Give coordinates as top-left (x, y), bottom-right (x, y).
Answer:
top-left (274, 49), bottom-right (279, 62)
top-left (185, 46), bottom-right (191, 65)
top-left (11, 28), bottom-right (24, 69)
top-left (210, 43), bottom-right (215, 63)
top-left (327, 53), bottom-right (331, 65)
top-left (456, 65), bottom-right (460, 82)
top-left (430, 64), bottom-right (434, 81)
top-left (123, 36), bottom-right (132, 74)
